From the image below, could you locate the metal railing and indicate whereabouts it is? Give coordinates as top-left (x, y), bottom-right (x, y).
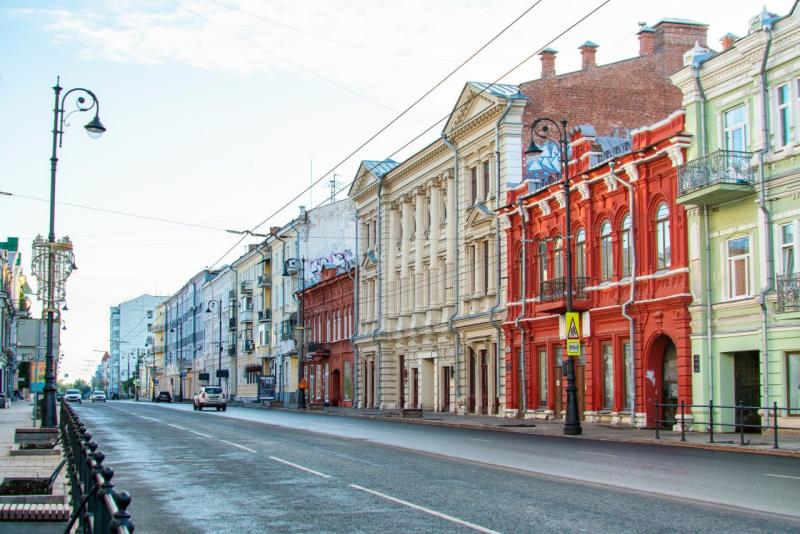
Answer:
top-left (257, 275), bottom-right (271, 288)
top-left (777, 273), bottom-right (800, 312)
top-left (258, 309), bottom-right (271, 322)
top-left (60, 400), bottom-right (134, 533)
top-left (677, 150), bottom-right (754, 195)
top-left (539, 276), bottom-right (589, 302)
top-left (654, 399), bottom-right (799, 449)
top-left (526, 170), bottom-right (562, 195)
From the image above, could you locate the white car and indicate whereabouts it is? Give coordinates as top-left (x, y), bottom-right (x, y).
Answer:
top-left (90, 391), bottom-right (107, 403)
top-left (64, 389), bottom-right (82, 403)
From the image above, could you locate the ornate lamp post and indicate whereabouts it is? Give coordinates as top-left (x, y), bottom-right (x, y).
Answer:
top-left (525, 117), bottom-right (582, 436)
top-left (282, 258), bottom-right (305, 408)
top-left (205, 299), bottom-right (224, 387)
top-left (169, 320), bottom-right (184, 401)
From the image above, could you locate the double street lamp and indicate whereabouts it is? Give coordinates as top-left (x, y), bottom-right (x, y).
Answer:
top-left (282, 257), bottom-right (305, 409)
top-left (525, 117), bottom-right (582, 436)
top-left (35, 78), bottom-right (106, 427)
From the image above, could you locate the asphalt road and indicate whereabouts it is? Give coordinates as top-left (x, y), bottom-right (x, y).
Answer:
top-left (74, 402), bottom-right (800, 533)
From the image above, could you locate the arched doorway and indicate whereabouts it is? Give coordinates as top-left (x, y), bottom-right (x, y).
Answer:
top-left (644, 334), bottom-right (678, 428)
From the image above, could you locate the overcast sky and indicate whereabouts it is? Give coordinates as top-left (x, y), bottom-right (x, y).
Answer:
top-left (2, 0), bottom-right (793, 381)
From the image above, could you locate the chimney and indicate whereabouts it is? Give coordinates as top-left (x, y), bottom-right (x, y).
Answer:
top-left (637, 25), bottom-right (655, 55)
top-left (579, 41), bottom-right (598, 69)
top-left (269, 226), bottom-right (281, 236)
top-left (539, 48), bottom-right (557, 79)
top-left (720, 32), bottom-right (737, 51)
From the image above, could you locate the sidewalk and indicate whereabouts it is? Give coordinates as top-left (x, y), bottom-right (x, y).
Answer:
top-left (283, 405), bottom-right (800, 458)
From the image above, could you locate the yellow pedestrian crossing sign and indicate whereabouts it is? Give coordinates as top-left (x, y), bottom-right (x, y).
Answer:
top-left (566, 312), bottom-right (581, 357)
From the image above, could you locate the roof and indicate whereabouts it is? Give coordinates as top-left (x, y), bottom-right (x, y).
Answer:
top-left (466, 81), bottom-right (522, 99)
top-left (361, 159), bottom-right (398, 178)
top-left (656, 17), bottom-right (707, 27)
top-left (580, 41), bottom-right (599, 48)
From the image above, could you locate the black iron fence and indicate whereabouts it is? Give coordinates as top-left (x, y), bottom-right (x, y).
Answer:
top-left (777, 272), bottom-right (800, 313)
top-left (540, 276), bottom-right (589, 302)
top-left (654, 400), bottom-right (799, 449)
top-left (677, 149), bottom-right (754, 195)
top-left (60, 400), bottom-right (134, 533)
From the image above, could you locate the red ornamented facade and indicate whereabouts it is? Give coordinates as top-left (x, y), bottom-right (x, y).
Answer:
top-left (299, 266), bottom-right (356, 408)
top-left (501, 111), bottom-right (692, 427)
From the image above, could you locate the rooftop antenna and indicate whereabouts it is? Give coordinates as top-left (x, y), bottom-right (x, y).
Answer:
top-left (329, 174), bottom-right (340, 204)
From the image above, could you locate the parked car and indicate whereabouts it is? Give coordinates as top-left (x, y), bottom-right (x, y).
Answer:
top-left (193, 386), bottom-right (226, 411)
top-left (90, 391), bottom-right (107, 403)
top-left (156, 391), bottom-right (172, 403)
top-left (64, 389), bottom-right (82, 404)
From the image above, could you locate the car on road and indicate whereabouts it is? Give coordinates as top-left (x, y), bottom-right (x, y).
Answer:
top-left (64, 389), bottom-right (82, 404)
top-left (90, 391), bottom-right (107, 403)
top-left (156, 391), bottom-right (172, 403)
top-left (193, 386), bottom-right (226, 411)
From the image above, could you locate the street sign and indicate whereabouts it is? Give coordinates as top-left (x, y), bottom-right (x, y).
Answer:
top-left (565, 312), bottom-right (581, 357)
top-left (154, 379), bottom-right (159, 385)
top-left (216, 369), bottom-right (229, 378)
top-left (180, 371), bottom-right (187, 378)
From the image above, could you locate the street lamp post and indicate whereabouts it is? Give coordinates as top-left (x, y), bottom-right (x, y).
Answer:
top-left (525, 117), bottom-right (582, 436)
top-left (170, 319), bottom-right (184, 401)
top-left (206, 299), bottom-right (223, 387)
top-left (35, 78), bottom-right (106, 427)
top-left (282, 258), bottom-right (305, 409)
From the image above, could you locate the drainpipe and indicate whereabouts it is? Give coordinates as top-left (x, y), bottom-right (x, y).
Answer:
top-left (514, 199), bottom-right (528, 417)
top-left (442, 134), bottom-right (462, 407)
top-left (352, 209), bottom-right (360, 407)
top-left (758, 21), bottom-right (775, 422)
top-left (489, 99), bottom-right (514, 414)
top-left (610, 163), bottom-right (636, 426)
top-left (370, 177), bottom-right (384, 408)
top-left (694, 57), bottom-right (715, 411)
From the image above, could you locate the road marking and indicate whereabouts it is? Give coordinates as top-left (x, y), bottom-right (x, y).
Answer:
top-left (765, 473), bottom-right (800, 480)
top-left (138, 416), bottom-right (162, 423)
top-left (188, 430), bottom-right (213, 439)
top-left (349, 484), bottom-right (500, 534)
top-left (468, 438), bottom-right (491, 443)
top-left (585, 452), bottom-right (619, 458)
top-left (221, 439), bottom-right (256, 453)
top-left (269, 456), bottom-right (331, 478)
top-left (166, 423), bottom-right (187, 431)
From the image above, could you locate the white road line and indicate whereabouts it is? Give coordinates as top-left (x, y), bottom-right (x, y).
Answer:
top-left (138, 416), bottom-right (162, 423)
top-left (585, 452), bottom-right (619, 458)
top-left (188, 430), bottom-right (213, 439)
top-left (765, 473), bottom-right (800, 480)
top-left (349, 485), bottom-right (501, 534)
top-left (221, 439), bottom-right (257, 453)
top-left (269, 456), bottom-right (331, 478)
top-left (166, 423), bottom-right (187, 431)
top-left (468, 438), bottom-right (491, 443)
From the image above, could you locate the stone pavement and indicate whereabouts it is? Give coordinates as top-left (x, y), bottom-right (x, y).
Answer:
top-left (0, 401), bottom-right (67, 482)
top-left (292, 405), bottom-right (800, 458)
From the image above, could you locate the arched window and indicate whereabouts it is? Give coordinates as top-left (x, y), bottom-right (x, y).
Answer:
top-left (600, 221), bottom-right (613, 281)
top-left (517, 247), bottom-right (524, 300)
top-left (575, 229), bottom-right (586, 278)
top-left (553, 236), bottom-right (564, 280)
top-left (537, 241), bottom-right (548, 287)
top-left (655, 203), bottom-right (671, 269)
top-left (621, 215), bottom-right (632, 277)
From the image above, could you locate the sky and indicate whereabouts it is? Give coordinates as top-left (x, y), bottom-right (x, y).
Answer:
top-left (2, 0), bottom-right (794, 381)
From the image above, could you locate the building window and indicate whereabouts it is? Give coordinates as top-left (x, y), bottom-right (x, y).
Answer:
top-left (482, 160), bottom-right (490, 200)
top-left (600, 221), bottom-right (613, 281)
top-left (621, 214), bottom-right (632, 277)
top-left (553, 236), bottom-right (564, 280)
top-left (777, 84), bottom-right (791, 147)
top-left (517, 247), bottom-right (524, 300)
top-left (601, 342), bottom-right (614, 410)
top-left (483, 241), bottom-right (490, 295)
top-left (538, 348), bottom-right (547, 407)
top-left (655, 203), bottom-right (671, 270)
top-left (470, 166), bottom-right (478, 206)
top-left (727, 235), bottom-right (751, 298)
top-left (781, 223), bottom-right (795, 275)
top-left (344, 361), bottom-right (352, 402)
top-left (622, 341), bottom-right (632, 410)
top-left (724, 105), bottom-right (747, 152)
top-left (788, 353), bottom-right (800, 413)
top-left (537, 241), bottom-right (548, 287)
top-left (575, 229), bottom-right (586, 277)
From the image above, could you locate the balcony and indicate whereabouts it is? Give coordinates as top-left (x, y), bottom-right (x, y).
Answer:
top-left (243, 340), bottom-right (255, 353)
top-left (307, 341), bottom-right (331, 356)
top-left (240, 280), bottom-right (253, 293)
top-left (239, 309), bottom-right (253, 323)
top-left (257, 275), bottom-right (271, 288)
top-left (676, 150), bottom-right (754, 206)
top-left (227, 345), bottom-right (236, 356)
top-left (537, 276), bottom-right (590, 313)
top-left (258, 309), bottom-right (272, 322)
top-left (228, 317), bottom-right (237, 329)
top-left (152, 323), bottom-right (165, 333)
top-left (777, 273), bottom-right (800, 313)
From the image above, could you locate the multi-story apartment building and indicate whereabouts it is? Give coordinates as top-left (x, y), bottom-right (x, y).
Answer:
top-left (109, 293), bottom-right (167, 398)
top-left (149, 304), bottom-right (166, 399)
top-left (232, 246), bottom-right (264, 401)
top-left (671, 4), bottom-right (800, 429)
top-left (201, 265), bottom-right (237, 398)
top-left (163, 270), bottom-right (217, 401)
top-left (270, 201), bottom-right (356, 406)
top-left (1, 237), bottom-right (29, 397)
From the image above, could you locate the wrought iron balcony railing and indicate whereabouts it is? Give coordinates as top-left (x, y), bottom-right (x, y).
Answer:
top-left (258, 309), bottom-right (272, 322)
top-left (777, 273), bottom-right (800, 313)
top-left (240, 280), bottom-right (253, 293)
top-left (307, 341), bottom-right (331, 355)
top-left (257, 275), bottom-right (271, 288)
top-left (539, 276), bottom-right (589, 302)
top-left (678, 150), bottom-right (754, 195)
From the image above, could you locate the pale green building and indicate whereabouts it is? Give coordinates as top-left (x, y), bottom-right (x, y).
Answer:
top-left (671, 4), bottom-right (800, 431)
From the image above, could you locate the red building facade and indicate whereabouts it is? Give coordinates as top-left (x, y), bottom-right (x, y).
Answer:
top-left (501, 111), bottom-right (691, 427)
top-left (300, 267), bottom-right (355, 407)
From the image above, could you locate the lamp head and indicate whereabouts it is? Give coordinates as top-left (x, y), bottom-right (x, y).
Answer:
top-left (84, 115), bottom-right (106, 139)
top-left (525, 138), bottom-right (544, 162)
